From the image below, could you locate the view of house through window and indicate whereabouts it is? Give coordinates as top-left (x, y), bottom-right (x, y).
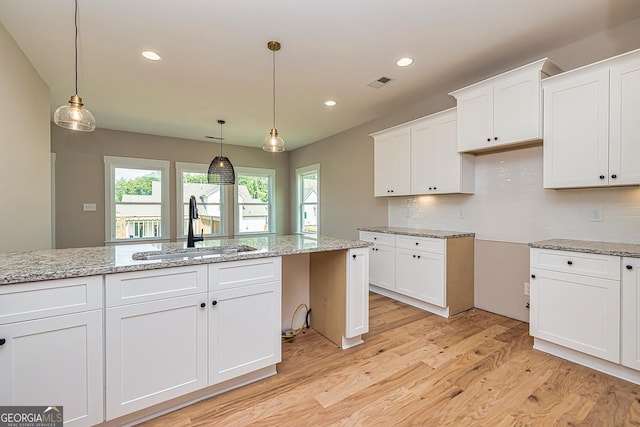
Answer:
top-left (105, 157), bottom-right (170, 242)
top-left (177, 162), bottom-right (225, 237)
top-left (296, 164), bottom-right (319, 235)
top-left (114, 168), bottom-right (163, 238)
top-left (236, 167), bottom-right (275, 234)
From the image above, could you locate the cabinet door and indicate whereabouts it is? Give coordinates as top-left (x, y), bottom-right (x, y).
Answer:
top-left (395, 249), bottom-right (445, 307)
top-left (455, 85), bottom-right (493, 152)
top-left (105, 295), bottom-right (208, 419)
top-left (530, 268), bottom-right (620, 362)
top-left (543, 68), bottom-right (610, 188)
top-left (369, 244), bottom-right (395, 290)
top-left (346, 248), bottom-right (369, 339)
top-left (493, 69), bottom-right (541, 145)
top-left (373, 128), bottom-right (411, 196)
top-left (410, 119), bottom-right (437, 194)
top-left (209, 281), bottom-right (281, 385)
top-left (0, 311), bottom-right (103, 427)
top-left (432, 112), bottom-right (462, 193)
top-left (610, 55), bottom-right (640, 186)
top-left (622, 258), bottom-right (640, 370)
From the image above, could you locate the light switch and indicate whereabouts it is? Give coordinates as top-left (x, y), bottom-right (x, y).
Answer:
top-left (83, 203), bottom-right (97, 212)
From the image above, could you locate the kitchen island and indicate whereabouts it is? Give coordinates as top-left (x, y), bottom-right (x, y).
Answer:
top-left (0, 235), bottom-right (370, 427)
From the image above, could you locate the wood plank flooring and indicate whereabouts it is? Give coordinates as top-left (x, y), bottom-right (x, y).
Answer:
top-left (138, 293), bottom-right (640, 426)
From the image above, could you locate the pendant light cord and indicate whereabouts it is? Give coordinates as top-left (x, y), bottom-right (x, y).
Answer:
top-left (74, 0), bottom-right (79, 97)
top-left (272, 48), bottom-right (276, 128)
top-left (219, 121), bottom-right (223, 157)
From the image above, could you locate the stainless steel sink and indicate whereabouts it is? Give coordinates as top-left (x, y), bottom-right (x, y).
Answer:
top-left (132, 245), bottom-right (257, 260)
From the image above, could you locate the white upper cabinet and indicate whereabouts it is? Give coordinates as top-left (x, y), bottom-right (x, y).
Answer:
top-left (450, 58), bottom-right (561, 153)
top-left (372, 108), bottom-right (474, 197)
top-left (543, 49), bottom-right (640, 188)
top-left (410, 109), bottom-right (474, 195)
top-left (373, 127), bottom-right (411, 196)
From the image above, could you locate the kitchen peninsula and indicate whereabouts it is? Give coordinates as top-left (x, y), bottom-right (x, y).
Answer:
top-left (0, 235), bottom-right (370, 427)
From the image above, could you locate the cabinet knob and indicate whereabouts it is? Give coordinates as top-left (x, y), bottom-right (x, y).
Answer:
top-left (373, 237), bottom-right (377, 240)
top-left (611, 174), bottom-right (618, 179)
top-left (567, 260), bottom-right (573, 265)
top-left (417, 255), bottom-right (421, 259)
top-left (433, 187), bottom-right (437, 190)
top-left (627, 265), bottom-right (633, 270)
top-left (412, 254), bottom-right (416, 258)
top-left (0, 338), bottom-right (5, 346)
top-left (200, 303), bottom-right (206, 308)
top-left (415, 242), bottom-right (419, 246)
top-left (428, 187), bottom-right (432, 190)
top-left (487, 138), bottom-right (491, 142)
top-left (531, 274), bottom-right (536, 279)
top-left (352, 254), bottom-right (357, 259)
top-left (212, 300), bottom-right (218, 306)
top-left (599, 175), bottom-right (605, 179)
top-left (494, 137), bottom-right (498, 141)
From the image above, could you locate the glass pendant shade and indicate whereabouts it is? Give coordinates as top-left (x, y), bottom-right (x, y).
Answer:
top-left (207, 119), bottom-right (235, 185)
top-left (263, 41), bottom-right (285, 152)
top-left (55, 0), bottom-right (96, 132)
top-left (262, 128), bottom-right (285, 152)
top-left (54, 95), bottom-right (96, 131)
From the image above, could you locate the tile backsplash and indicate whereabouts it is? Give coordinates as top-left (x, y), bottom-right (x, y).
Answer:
top-left (389, 146), bottom-right (640, 244)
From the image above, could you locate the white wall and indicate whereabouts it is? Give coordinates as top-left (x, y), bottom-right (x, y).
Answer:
top-left (0, 23), bottom-right (51, 252)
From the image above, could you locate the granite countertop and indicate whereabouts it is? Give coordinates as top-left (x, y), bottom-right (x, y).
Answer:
top-left (0, 235), bottom-right (371, 286)
top-left (529, 239), bottom-right (640, 258)
top-left (358, 226), bottom-right (474, 239)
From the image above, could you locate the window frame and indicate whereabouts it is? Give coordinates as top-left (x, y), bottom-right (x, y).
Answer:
top-left (175, 162), bottom-right (227, 239)
top-left (295, 163), bottom-right (320, 236)
top-left (104, 156), bottom-right (170, 244)
top-left (234, 166), bottom-right (276, 236)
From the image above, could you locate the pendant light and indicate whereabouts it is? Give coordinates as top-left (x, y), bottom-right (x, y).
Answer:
top-left (54, 0), bottom-right (96, 132)
top-left (207, 120), bottom-right (235, 185)
top-left (262, 41), bottom-right (285, 152)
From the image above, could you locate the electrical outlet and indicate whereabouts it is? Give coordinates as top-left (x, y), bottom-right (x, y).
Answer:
top-left (83, 203), bottom-right (96, 212)
top-left (524, 282), bottom-right (530, 296)
top-left (589, 207), bottom-right (604, 222)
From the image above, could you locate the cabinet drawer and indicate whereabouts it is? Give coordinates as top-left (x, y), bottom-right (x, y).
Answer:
top-left (530, 249), bottom-right (620, 280)
top-left (359, 231), bottom-right (395, 246)
top-left (105, 265), bottom-right (207, 307)
top-left (395, 235), bottom-right (445, 254)
top-left (0, 276), bottom-right (103, 325)
top-left (209, 257), bottom-right (281, 290)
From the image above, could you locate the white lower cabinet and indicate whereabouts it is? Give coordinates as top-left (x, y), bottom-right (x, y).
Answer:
top-left (359, 231), bottom-right (474, 317)
top-left (105, 294), bottom-right (208, 419)
top-left (622, 257), bottom-right (640, 370)
top-left (105, 265), bottom-right (209, 420)
top-left (530, 249), bottom-right (621, 363)
top-left (208, 257), bottom-right (282, 384)
top-left (346, 247), bottom-right (369, 339)
top-left (0, 277), bottom-right (103, 427)
top-left (395, 246), bottom-right (445, 307)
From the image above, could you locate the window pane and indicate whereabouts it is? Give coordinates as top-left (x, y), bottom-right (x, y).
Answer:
top-left (182, 204), bottom-right (221, 235)
top-left (238, 176), bottom-right (269, 203)
top-left (181, 171), bottom-right (222, 236)
top-left (115, 203), bottom-right (162, 239)
top-left (238, 204), bottom-right (270, 233)
top-left (114, 168), bottom-right (161, 203)
top-left (302, 204), bottom-right (317, 233)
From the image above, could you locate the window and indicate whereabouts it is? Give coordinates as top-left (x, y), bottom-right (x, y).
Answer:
top-left (235, 167), bottom-right (275, 235)
top-left (176, 162), bottom-right (226, 238)
top-left (296, 164), bottom-right (319, 236)
top-left (104, 156), bottom-right (170, 243)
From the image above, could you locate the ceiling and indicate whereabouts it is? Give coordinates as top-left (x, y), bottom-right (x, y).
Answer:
top-left (2, 0), bottom-right (640, 150)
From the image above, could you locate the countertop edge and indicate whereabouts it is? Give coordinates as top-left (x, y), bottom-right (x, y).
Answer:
top-left (529, 239), bottom-right (640, 258)
top-left (358, 226), bottom-right (474, 239)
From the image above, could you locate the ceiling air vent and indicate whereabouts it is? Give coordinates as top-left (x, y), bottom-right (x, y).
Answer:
top-left (367, 76), bottom-right (393, 88)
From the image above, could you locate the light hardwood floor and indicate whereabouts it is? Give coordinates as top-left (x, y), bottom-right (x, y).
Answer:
top-left (139, 293), bottom-right (640, 426)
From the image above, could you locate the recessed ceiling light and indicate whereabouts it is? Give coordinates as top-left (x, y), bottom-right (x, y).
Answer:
top-left (324, 100), bottom-right (337, 107)
top-left (142, 51), bottom-right (161, 61)
top-left (396, 57), bottom-right (413, 67)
